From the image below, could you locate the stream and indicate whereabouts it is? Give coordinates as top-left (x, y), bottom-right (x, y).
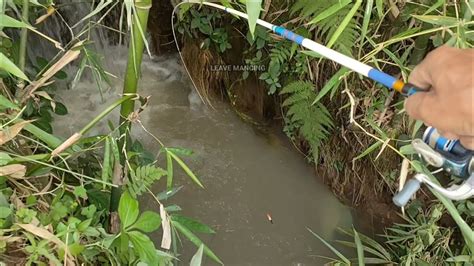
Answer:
top-left (53, 46), bottom-right (355, 265)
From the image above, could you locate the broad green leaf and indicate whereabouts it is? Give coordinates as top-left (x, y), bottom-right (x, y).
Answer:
top-left (190, 244), bottom-right (204, 266)
top-left (128, 231), bottom-right (158, 264)
top-left (171, 215), bottom-right (215, 234)
top-left (0, 52), bottom-right (29, 80)
top-left (327, 0), bottom-right (362, 49)
top-left (0, 95), bottom-right (19, 110)
top-left (0, 14), bottom-right (30, 28)
top-left (399, 144), bottom-right (416, 155)
top-left (308, 228), bottom-right (350, 264)
top-left (73, 186), bottom-right (87, 199)
top-left (0, 152), bottom-right (12, 166)
top-left (245, 0), bottom-right (262, 38)
top-left (130, 211), bottom-right (161, 233)
top-left (118, 191), bottom-right (139, 229)
top-left (172, 220), bottom-right (222, 265)
top-left (309, 0), bottom-right (351, 25)
top-left (412, 15), bottom-right (458, 27)
top-left (0, 206), bottom-right (11, 218)
top-left (68, 243), bottom-right (84, 256)
top-left (353, 228), bottom-right (365, 266)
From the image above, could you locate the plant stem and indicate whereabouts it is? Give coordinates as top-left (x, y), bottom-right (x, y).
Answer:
top-left (109, 0), bottom-right (152, 216)
top-left (80, 95), bottom-right (135, 135)
top-left (18, 0), bottom-right (29, 72)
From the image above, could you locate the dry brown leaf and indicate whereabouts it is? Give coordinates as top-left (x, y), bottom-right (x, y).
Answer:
top-left (0, 120), bottom-right (31, 145)
top-left (16, 223), bottom-right (64, 247)
top-left (35, 6), bottom-right (56, 25)
top-left (0, 164), bottom-right (26, 179)
top-left (160, 204), bottom-right (171, 250)
top-left (18, 223), bottom-right (76, 265)
top-left (51, 132), bottom-right (82, 157)
top-left (22, 41), bottom-right (84, 102)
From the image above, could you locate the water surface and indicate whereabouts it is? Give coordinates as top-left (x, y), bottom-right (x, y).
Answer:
top-left (53, 47), bottom-right (354, 265)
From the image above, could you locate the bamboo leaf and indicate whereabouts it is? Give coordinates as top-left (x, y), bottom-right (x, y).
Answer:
top-left (71, 0), bottom-right (113, 28)
top-left (327, 0), bottom-right (362, 49)
top-left (313, 68), bottom-right (348, 104)
top-left (172, 220), bottom-right (223, 265)
top-left (168, 151), bottom-right (203, 188)
top-left (166, 152), bottom-right (173, 188)
top-left (0, 14), bottom-right (30, 28)
top-left (359, 0), bottom-right (374, 56)
top-left (353, 141), bottom-right (382, 161)
top-left (190, 244), bottom-right (205, 266)
top-left (157, 186), bottom-right (183, 201)
top-left (308, 0), bottom-right (351, 25)
top-left (0, 52), bottom-right (29, 80)
top-left (171, 215), bottom-right (215, 234)
top-left (245, 0), bottom-right (262, 37)
top-left (412, 15), bottom-right (458, 26)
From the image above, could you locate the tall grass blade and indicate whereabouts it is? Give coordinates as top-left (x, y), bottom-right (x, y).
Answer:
top-left (308, 228), bottom-right (350, 265)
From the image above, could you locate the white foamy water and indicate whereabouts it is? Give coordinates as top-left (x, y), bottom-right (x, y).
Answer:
top-left (53, 46), bottom-right (354, 265)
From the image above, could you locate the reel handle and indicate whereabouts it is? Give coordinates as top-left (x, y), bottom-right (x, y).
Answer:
top-left (392, 178), bottom-right (421, 207)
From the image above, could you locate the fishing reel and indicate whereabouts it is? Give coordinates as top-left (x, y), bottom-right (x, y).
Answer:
top-left (393, 127), bottom-right (474, 207)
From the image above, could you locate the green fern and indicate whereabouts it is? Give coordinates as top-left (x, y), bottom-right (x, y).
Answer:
top-left (127, 164), bottom-right (167, 198)
top-left (280, 81), bottom-right (334, 161)
top-left (292, 0), bottom-right (361, 55)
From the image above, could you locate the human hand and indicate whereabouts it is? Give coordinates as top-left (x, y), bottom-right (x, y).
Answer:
top-left (405, 46), bottom-right (474, 149)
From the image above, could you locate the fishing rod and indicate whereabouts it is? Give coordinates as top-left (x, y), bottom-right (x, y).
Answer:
top-left (172, 1), bottom-right (474, 206)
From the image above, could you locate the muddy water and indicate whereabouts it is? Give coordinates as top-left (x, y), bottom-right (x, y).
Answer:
top-left (53, 46), bottom-right (354, 265)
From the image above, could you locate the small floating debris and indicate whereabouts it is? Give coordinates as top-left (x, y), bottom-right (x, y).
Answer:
top-left (266, 213), bottom-right (273, 224)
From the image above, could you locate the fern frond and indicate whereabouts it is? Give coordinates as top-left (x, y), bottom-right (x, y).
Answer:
top-left (280, 81), bottom-right (334, 161)
top-left (127, 164), bottom-right (167, 198)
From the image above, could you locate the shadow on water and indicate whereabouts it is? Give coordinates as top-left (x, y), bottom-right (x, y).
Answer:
top-left (53, 46), bottom-right (355, 265)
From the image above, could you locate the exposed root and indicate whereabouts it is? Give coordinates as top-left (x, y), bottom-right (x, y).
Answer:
top-left (181, 38), bottom-right (228, 107)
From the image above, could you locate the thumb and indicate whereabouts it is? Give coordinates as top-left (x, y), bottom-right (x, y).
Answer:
top-left (405, 91), bottom-right (439, 125)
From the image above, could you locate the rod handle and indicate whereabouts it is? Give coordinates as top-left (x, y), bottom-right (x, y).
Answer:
top-left (393, 178), bottom-right (421, 207)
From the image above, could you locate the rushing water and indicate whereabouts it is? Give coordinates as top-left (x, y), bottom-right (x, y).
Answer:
top-left (52, 46), bottom-right (355, 265)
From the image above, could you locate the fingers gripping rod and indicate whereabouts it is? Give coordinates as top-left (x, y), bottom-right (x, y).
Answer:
top-left (177, 1), bottom-right (474, 203)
